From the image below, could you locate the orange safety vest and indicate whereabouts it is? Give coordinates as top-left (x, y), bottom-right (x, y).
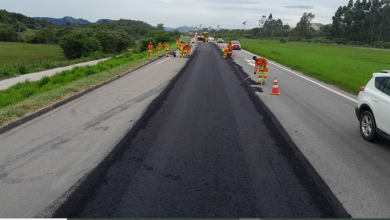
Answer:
top-left (255, 57), bottom-right (269, 73)
top-left (227, 44), bottom-right (233, 50)
top-left (158, 43), bottom-right (162, 51)
top-left (165, 43), bottom-right (169, 50)
top-left (147, 44), bottom-right (154, 50)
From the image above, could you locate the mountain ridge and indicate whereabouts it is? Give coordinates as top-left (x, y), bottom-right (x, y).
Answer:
top-left (34, 16), bottom-right (116, 25)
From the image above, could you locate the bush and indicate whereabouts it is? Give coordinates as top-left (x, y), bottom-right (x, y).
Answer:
top-left (373, 41), bottom-right (383, 48)
top-left (37, 76), bottom-right (51, 88)
top-left (17, 66), bottom-right (27, 75)
top-left (280, 38), bottom-right (287, 43)
top-left (59, 30), bottom-right (102, 60)
top-left (348, 41), bottom-right (363, 46)
top-left (0, 68), bottom-right (13, 78)
top-left (383, 42), bottom-right (390, 49)
top-left (334, 38), bottom-right (348, 45)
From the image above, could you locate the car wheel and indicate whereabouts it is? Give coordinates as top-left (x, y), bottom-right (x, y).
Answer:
top-left (360, 111), bottom-right (378, 142)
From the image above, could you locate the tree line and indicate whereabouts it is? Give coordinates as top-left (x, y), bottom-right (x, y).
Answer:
top-left (199, 0), bottom-right (390, 48)
top-left (0, 10), bottom-right (180, 59)
top-left (330, 0), bottom-right (390, 47)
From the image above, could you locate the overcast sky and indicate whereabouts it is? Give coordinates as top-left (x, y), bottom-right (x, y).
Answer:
top-left (1, 0), bottom-right (345, 29)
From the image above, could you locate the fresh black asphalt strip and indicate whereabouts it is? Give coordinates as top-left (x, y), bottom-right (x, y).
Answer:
top-left (53, 42), bottom-right (350, 218)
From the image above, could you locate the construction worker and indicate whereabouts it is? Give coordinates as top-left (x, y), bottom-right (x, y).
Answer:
top-left (176, 39), bottom-right (179, 49)
top-left (196, 37), bottom-right (198, 43)
top-left (205, 37), bottom-right (208, 44)
top-left (147, 42), bottom-right (154, 61)
top-left (214, 38), bottom-right (216, 43)
top-left (157, 42), bottom-right (162, 57)
top-left (187, 42), bottom-right (192, 56)
top-left (227, 43), bottom-right (233, 58)
top-left (253, 56), bottom-right (269, 85)
top-left (179, 41), bottom-right (185, 58)
top-left (165, 42), bottom-right (169, 57)
top-left (182, 44), bottom-right (188, 57)
top-left (222, 48), bottom-right (228, 59)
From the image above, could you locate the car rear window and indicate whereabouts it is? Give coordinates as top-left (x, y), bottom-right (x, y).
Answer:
top-left (232, 41), bottom-right (240, 44)
top-left (382, 78), bottom-right (390, 96)
top-left (375, 77), bottom-right (387, 90)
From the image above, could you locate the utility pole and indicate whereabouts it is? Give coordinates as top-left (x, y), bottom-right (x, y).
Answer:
top-left (18, 23), bottom-right (22, 42)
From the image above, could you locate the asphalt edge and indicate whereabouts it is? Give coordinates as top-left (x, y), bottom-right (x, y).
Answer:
top-left (0, 53), bottom-right (175, 136)
top-left (51, 48), bottom-right (195, 217)
top-left (215, 43), bottom-right (351, 218)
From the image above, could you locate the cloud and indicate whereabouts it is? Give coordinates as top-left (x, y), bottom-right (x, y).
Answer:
top-left (285, 5), bottom-right (315, 9)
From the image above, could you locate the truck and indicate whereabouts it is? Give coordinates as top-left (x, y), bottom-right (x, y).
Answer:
top-left (197, 32), bottom-right (209, 42)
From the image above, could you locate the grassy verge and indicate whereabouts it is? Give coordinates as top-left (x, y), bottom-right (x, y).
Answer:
top-left (241, 40), bottom-right (390, 94)
top-left (0, 51), bottom-right (156, 127)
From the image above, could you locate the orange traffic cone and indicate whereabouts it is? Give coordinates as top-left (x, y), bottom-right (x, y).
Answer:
top-left (233, 52), bottom-right (235, 58)
top-left (223, 44), bottom-right (225, 48)
top-left (271, 78), bottom-right (281, 95)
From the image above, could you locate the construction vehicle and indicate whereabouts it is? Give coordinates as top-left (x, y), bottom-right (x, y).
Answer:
top-left (202, 32), bottom-right (209, 40)
top-left (197, 34), bottom-right (205, 42)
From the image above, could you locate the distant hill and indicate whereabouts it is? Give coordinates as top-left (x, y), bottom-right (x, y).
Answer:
top-left (34, 16), bottom-right (90, 25)
top-left (175, 26), bottom-right (208, 32)
top-left (163, 27), bottom-right (175, 31)
top-left (152, 26), bottom-right (176, 31)
top-left (96, 19), bottom-right (114, 24)
top-left (0, 9), bottom-right (55, 29)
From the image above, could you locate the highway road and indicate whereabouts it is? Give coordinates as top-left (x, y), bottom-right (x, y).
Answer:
top-left (53, 42), bottom-right (346, 218)
top-left (0, 39), bottom-right (389, 218)
top-left (216, 43), bottom-right (390, 218)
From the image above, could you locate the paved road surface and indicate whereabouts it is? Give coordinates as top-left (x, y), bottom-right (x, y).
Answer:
top-left (220, 44), bottom-right (390, 218)
top-left (55, 42), bottom-right (346, 218)
top-left (0, 49), bottom-right (189, 217)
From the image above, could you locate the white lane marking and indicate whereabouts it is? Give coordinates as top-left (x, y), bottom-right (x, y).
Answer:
top-left (241, 49), bottom-right (358, 103)
top-left (244, 59), bottom-right (255, 66)
top-left (156, 57), bottom-right (171, 65)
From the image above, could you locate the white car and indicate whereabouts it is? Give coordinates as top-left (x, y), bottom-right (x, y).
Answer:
top-left (209, 37), bottom-right (214, 42)
top-left (356, 70), bottom-right (390, 141)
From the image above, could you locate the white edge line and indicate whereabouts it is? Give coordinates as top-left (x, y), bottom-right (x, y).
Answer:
top-left (156, 57), bottom-right (171, 65)
top-left (241, 49), bottom-right (358, 104)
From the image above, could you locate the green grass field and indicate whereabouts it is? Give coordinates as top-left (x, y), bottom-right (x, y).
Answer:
top-left (240, 40), bottom-right (390, 94)
top-left (0, 42), bottom-right (64, 66)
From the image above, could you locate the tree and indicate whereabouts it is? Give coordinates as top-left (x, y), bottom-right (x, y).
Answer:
top-left (295, 12), bottom-right (315, 38)
top-left (157, 23), bottom-right (164, 30)
top-left (319, 24), bottom-right (332, 38)
top-left (59, 30), bottom-right (102, 59)
top-left (0, 23), bottom-right (17, 41)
